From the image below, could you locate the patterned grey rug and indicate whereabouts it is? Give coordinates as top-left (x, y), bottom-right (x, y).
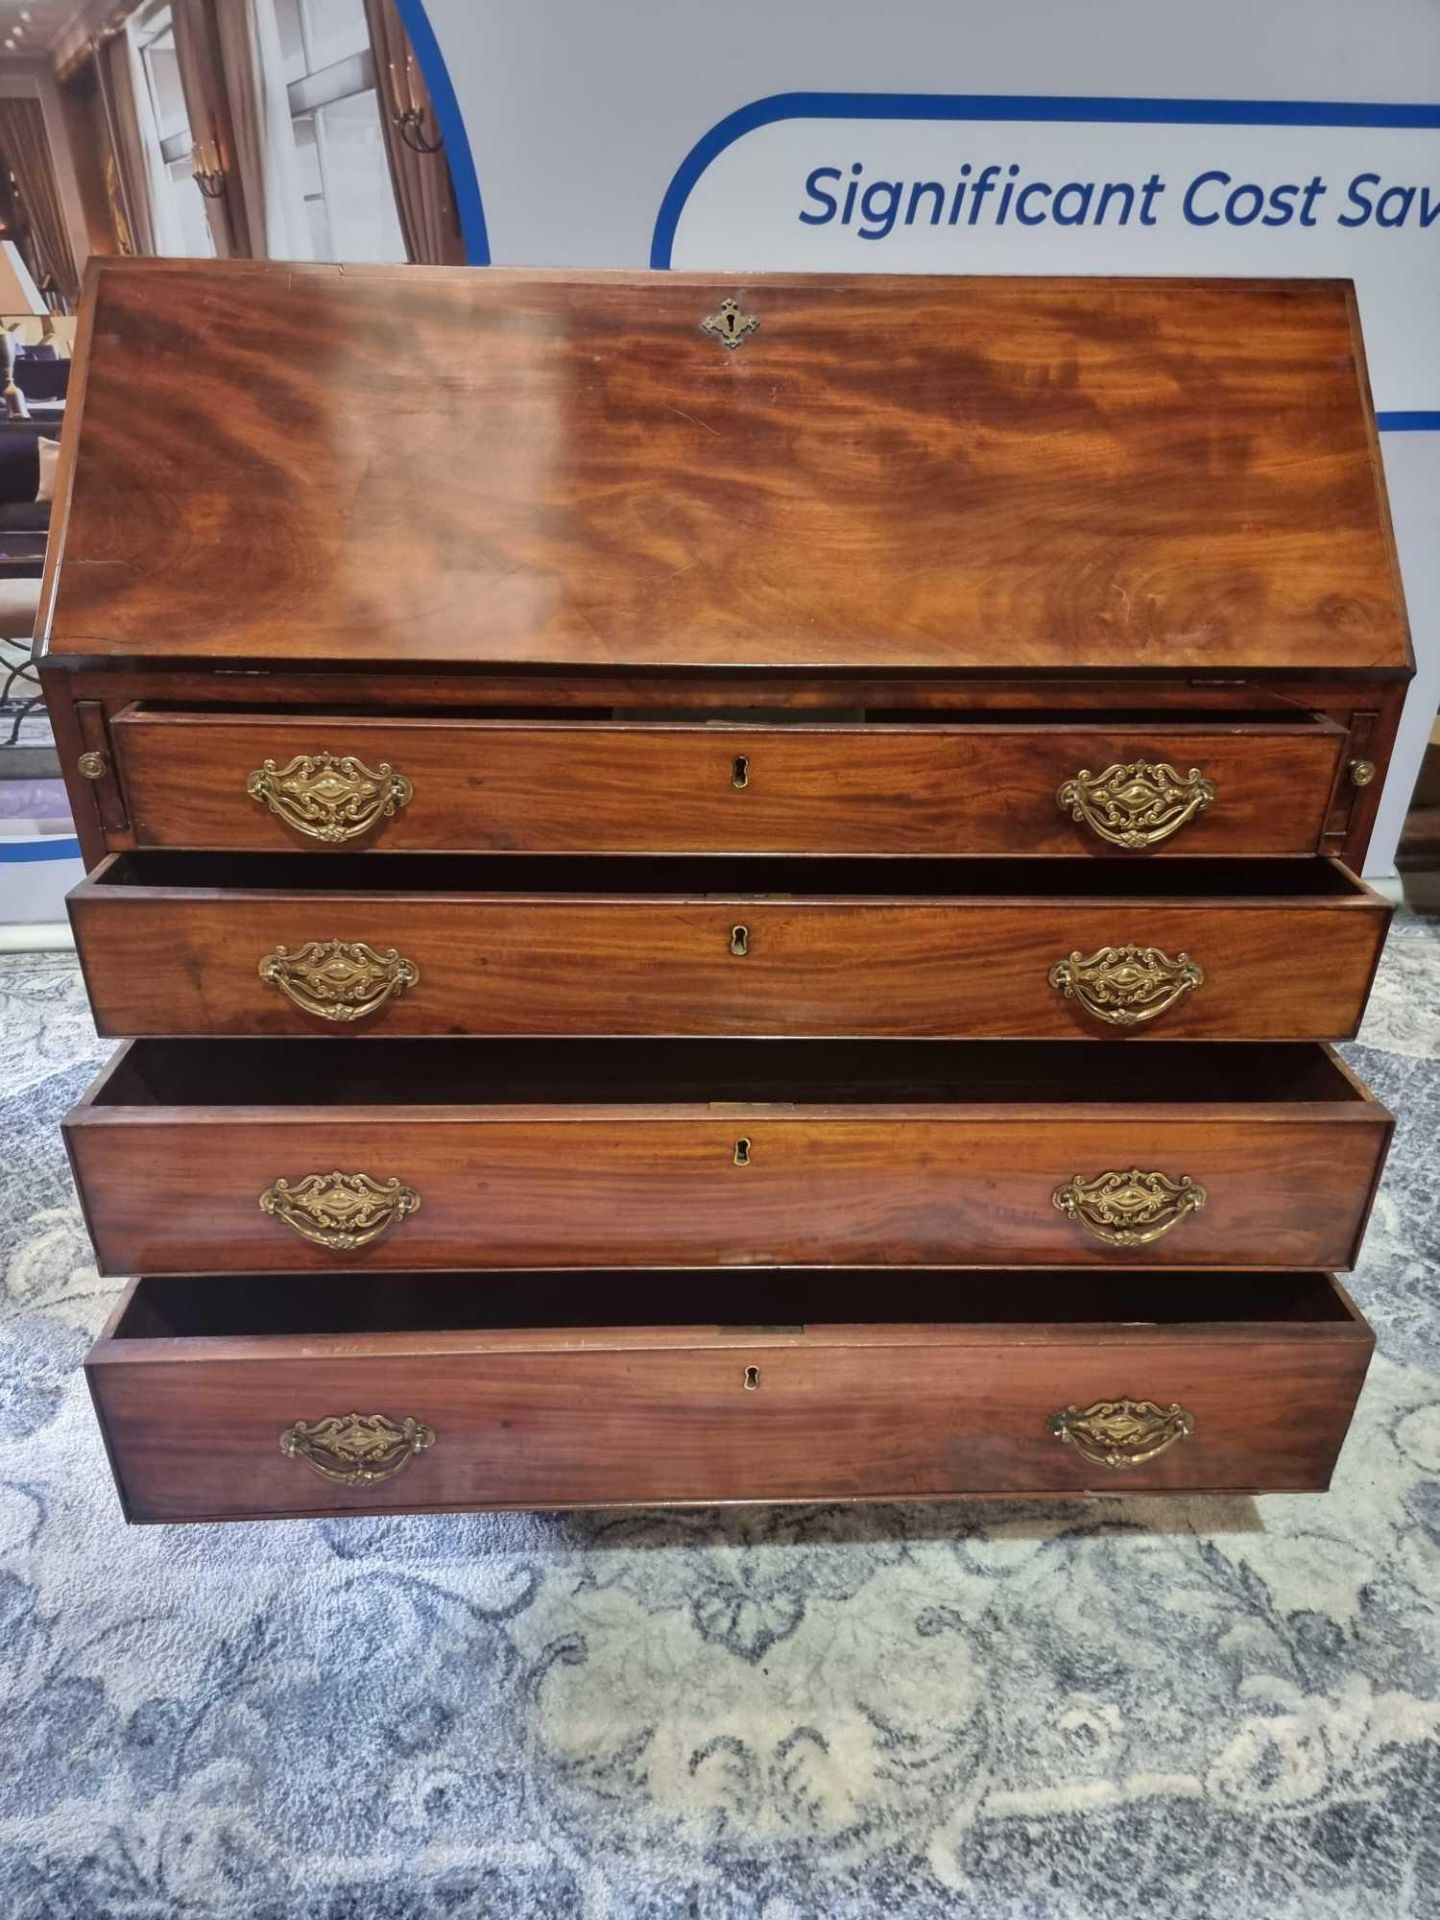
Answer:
top-left (1, 926), bottom-right (1437, 1919)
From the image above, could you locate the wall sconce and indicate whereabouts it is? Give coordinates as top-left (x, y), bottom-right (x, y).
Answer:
top-left (191, 141), bottom-right (226, 200)
top-left (391, 105), bottom-right (443, 154)
top-left (388, 58), bottom-right (442, 153)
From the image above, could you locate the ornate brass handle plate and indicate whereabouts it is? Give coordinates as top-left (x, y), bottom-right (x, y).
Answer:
top-left (1053, 1169), bottom-right (1207, 1247)
top-left (245, 751), bottom-right (413, 843)
top-left (1048, 1399), bottom-right (1195, 1470)
top-left (259, 1172), bottom-right (421, 1250)
top-left (1049, 944), bottom-right (1204, 1028)
top-left (258, 940), bottom-right (419, 1024)
top-left (280, 1413), bottom-right (436, 1485)
top-left (1057, 760), bottom-right (1216, 849)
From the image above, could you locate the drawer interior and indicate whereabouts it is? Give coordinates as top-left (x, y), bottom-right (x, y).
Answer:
top-left (118, 702), bottom-right (1351, 729)
top-left (89, 1037), bottom-right (1369, 1108)
top-left (122, 702), bottom-right (1340, 729)
top-left (87, 852), bottom-right (1370, 898)
top-left (109, 1269), bottom-right (1365, 1341)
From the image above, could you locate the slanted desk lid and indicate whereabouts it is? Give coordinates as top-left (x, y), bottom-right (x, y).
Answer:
top-left (41, 261), bottom-right (1411, 674)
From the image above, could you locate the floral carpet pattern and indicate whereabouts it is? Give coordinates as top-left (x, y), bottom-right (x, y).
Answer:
top-left (0, 925), bottom-right (1437, 1918)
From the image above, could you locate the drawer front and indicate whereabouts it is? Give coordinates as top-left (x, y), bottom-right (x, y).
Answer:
top-left (89, 1301), bottom-right (1373, 1521)
top-left (71, 882), bottom-right (1388, 1042)
top-left (110, 710), bottom-right (1345, 856)
top-left (66, 1111), bottom-right (1389, 1275)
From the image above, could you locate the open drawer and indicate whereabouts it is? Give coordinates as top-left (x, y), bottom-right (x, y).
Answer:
top-left (87, 1269), bottom-right (1376, 1521)
top-left (107, 706), bottom-right (1348, 857)
top-left (68, 853), bottom-right (1391, 1041)
top-left (63, 1039), bottom-right (1393, 1275)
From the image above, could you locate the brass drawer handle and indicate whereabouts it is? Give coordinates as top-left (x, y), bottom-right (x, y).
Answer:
top-left (280, 1413), bottom-right (436, 1485)
top-left (1049, 1399), bottom-right (1194, 1470)
top-left (1057, 760), bottom-right (1216, 849)
top-left (258, 940), bottom-right (419, 1024)
top-left (260, 1172), bottom-right (421, 1250)
top-left (1053, 1169), bottom-right (1206, 1247)
top-left (1049, 944), bottom-right (1203, 1028)
top-left (246, 751), bottom-right (414, 843)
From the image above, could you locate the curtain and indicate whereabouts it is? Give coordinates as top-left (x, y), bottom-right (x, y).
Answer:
top-left (59, 58), bottom-right (123, 259)
top-left (0, 99), bottom-right (80, 305)
top-left (95, 30), bottom-right (156, 256)
top-left (213, 0), bottom-right (309, 259)
top-left (172, 0), bottom-right (252, 256)
top-left (364, 0), bottom-right (464, 265)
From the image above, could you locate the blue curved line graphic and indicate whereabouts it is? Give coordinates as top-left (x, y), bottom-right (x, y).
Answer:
top-left (390, 0), bottom-right (490, 263)
top-left (651, 87), bottom-right (1440, 433)
top-left (0, 836), bottom-right (81, 864)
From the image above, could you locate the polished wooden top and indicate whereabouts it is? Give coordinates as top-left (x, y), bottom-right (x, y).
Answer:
top-left (42, 260), bottom-right (1410, 673)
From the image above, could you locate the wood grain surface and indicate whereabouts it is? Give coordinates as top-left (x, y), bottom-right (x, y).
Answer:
top-left (41, 262), bottom-right (1411, 672)
top-left (88, 1271), bottom-right (1374, 1519)
top-left (63, 1040), bottom-right (1392, 1274)
top-left (69, 855), bottom-right (1390, 1041)
top-left (40, 663), bottom-right (1410, 877)
top-left (107, 709), bottom-right (1348, 856)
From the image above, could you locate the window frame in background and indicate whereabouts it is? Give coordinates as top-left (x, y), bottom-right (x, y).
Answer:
top-left (274, 0), bottom-right (404, 262)
top-left (130, 1), bottom-right (215, 258)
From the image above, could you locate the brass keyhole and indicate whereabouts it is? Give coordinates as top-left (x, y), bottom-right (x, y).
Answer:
top-left (730, 924), bottom-right (749, 957)
top-left (732, 755), bottom-right (750, 790)
top-left (743, 1364), bottom-right (761, 1391)
top-left (733, 1137), bottom-right (751, 1166)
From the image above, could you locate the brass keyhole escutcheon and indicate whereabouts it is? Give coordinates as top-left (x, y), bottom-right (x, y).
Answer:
top-left (733, 1137), bottom-right (751, 1166)
top-left (743, 1365), bottom-right (761, 1391)
top-left (730, 924), bottom-right (749, 956)
top-left (732, 755), bottom-right (750, 789)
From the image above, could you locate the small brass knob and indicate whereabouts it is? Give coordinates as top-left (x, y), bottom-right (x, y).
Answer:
top-left (77, 750), bottom-right (106, 781)
top-left (1348, 758), bottom-right (1377, 789)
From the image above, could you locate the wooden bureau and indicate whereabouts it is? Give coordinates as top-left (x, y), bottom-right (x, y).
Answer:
top-left (40, 261), bottom-right (1411, 1522)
